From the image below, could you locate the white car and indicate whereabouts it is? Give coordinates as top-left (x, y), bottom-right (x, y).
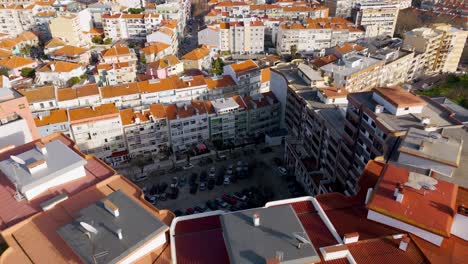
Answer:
top-left (223, 177), bottom-right (231, 185)
top-left (277, 167), bottom-right (287, 176)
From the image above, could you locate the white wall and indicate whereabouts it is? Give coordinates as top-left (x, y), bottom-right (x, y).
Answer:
top-left (0, 119), bottom-right (33, 149)
top-left (270, 69), bottom-right (288, 129)
top-left (120, 232), bottom-right (167, 264)
top-left (372, 92), bottom-right (423, 116)
top-left (397, 152), bottom-right (455, 177)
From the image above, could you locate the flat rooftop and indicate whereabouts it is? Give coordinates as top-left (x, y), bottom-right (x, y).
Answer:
top-left (0, 175), bottom-right (174, 264)
top-left (349, 91), bottom-right (459, 132)
top-left (0, 134), bottom-right (115, 230)
top-left (221, 205), bottom-right (320, 264)
top-left (431, 97), bottom-right (468, 124)
top-left (0, 88), bottom-right (22, 102)
top-left (0, 140), bottom-right (87, 195)
top-left (58, 190), bottom-right (168, 264)
top-left (211, 97), bottom-right (240, 113)
top-left (320, 55), bottom-right (382, 77)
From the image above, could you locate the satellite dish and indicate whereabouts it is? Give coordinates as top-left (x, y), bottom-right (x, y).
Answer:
top-left (80, 222), bottom-right (98, 235)
top-left (10, 155), bottom-right (25, 165)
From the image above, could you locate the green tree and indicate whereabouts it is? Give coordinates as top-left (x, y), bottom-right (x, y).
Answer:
top-left (80, 73), bottom-right (88, 80)
top-left (0, 68), bottom-right (9, 77)
top-left (20, 67), bottom-right (35, 78)
top-left (103, 38), bottom-right (112, 45)
top-left (211, 58), bottom-right (224, 75)
top-left (20, 45), bottom-right (32, 56)
top-left (92, 35), bottom-right (103, 44)
top-left (67, 76), bottom-right (81, 86)
top-left (128, 8), bottom-right (144, 14)
top-left (290, 45), bottom-right (298, 59)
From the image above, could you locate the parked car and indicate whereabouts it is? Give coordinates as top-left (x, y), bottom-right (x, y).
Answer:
top-left (206, 200), bottom-right (219, 210)
top-left (208, 179), bottom-right (215, 190)
top-left (144, 195), bottom-right (157, 204)
top-left (169, 187), bottom-right (179, 199)
top-left (185, 208), bottom-right (195, 215)
top-left (222, 194), bottom-right (237, 205)
top-left (158, 182), bottom-right (168, 193)
top-left (226, 164), bottom-right (233, 175)
top-left (215, 198), bottom-right (228, 208)
top-left (189, 173), bottom-right (198, 184)
top-left (133, 175), bottom-right (148, 183)
top-left (174, 210), bottom-right (184, 217)
top-left (199, 182), bottom-right (207, 191)
top-left (179, 176), bottom-right (187, 187)
top-left (209, 167), bottom-right (216, 178)
top-left (233, 192), bottom-right (247, 201)
top-left (183, 163), bottom-right (194, 170)
top-left (200, 171), bottom-right (208, 183)
top-left (277, 166), bottom-right (287, 176)
top-left (194, 206), bottom-right (206, 213)
top-left (159, 193), bottom-right (167, 201)
top-left (223, 177), bottom-right (230, 185)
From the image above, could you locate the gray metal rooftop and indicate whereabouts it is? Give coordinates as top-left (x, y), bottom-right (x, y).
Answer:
top-left (0, 140), bottom-right (86, 195)
top-left (431, 97), bottom-right (468, 124)
top-left (320, 55), bottom-right (381, 77)
top-left (220, 205), bottom-right (321, 264)
top-left (435, 127), bottom-right (468, 188)
top-left (211, 97), bottom-right (240, 113)
top-left (58, 190), bottom-right (168, 264)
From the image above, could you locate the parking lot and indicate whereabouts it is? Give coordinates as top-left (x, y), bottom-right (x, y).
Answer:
top-left (122, 145), bottom-right (296, 215)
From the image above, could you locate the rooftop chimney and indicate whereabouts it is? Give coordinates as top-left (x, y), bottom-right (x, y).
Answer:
top-left (396, 188), bottom-right (404, 203)
top-left (399, 236), bottom-right (410, 251)
top-left (35, 142), bottom-right (47, 155)
top-left (394, 183), bottom-right (402, 197)
top-left (458, 204), bottom-right (467, 216)
top-left (253, 213), bottom-right (260, 226)
top-left (103, 199), bottom-right (119, 217)
top-left (421, 116), bottom-right (430, 125)
top-left (50, 63), bottom-right (55, 72)
top-left (343, 232), bottom-right (359, 244)
top-left (116, 228), bottom-right (123, 240)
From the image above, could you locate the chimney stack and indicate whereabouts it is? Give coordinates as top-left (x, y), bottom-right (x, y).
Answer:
top-left (399, 236), bottom-right (410, 251)
top-left (458, 204), bottom-right (467, 216)
top-left (116, 228), bottom-right (123, 240)
top-left (103, 199), bottom-right (119, 217)
top-left (396, 187), bottom-right (404, 203)
top-left (253, 213), bottom-right (260, 227)
top-left (35, 142), bottom-right (47, 155)
top-left (343, 232), bottom-right (359, 244)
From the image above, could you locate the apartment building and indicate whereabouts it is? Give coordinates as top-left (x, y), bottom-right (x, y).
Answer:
top-left (206, 96), bottom-right (248, 144)
top-left (223, 60), bottom-right (262, 96)
top-left (146, 25), bottom-right (178, 53)
top-left (120, 104), bottom-right (170, 158)
top-left (36, 61), bottom-right (86, 87)
top-left (165, 101), bottom-right (210, 154)
top-left (320, 54), bottom-right (384, 92)
top-left (276, 17), bottom-right (365, 55)
top-left (102, 13), bottom-right (162, 41)
top-left (337, 86), bottom-right (462, 193)
top-left (48, 45), bottom-right (90, 64)
top-left (68, 103), bottom-right (127, 164)
top-left (34, 109), bottom-right (70, 137)
top-left (95, 61), bottom-right (137, 86)
top-left (323, 0), bottom-right (352, 17)
top-left (351, 2), bottom-right (399, 38)
top-left (19, 85), bottom-right (58, 112)
top-left (205, 75), bottom-right (238, 100)
top-left (49, 11), bottom-right (92, 47)
top-left (403, 24), bottom-right (468, 73)
top-left (0, 4), bottom-right (34, 37)
top-left (141, 42), bottom-right (172, 63)
top-left (244, 91), bottom-right (281, 136)
top-left (0, 55), bottom-right (37, 76)
top-left (0, 87), bottom-right (39, 147)
top-left (146, 54), bottom-right (184, 79)
top-left (100, 45), bottom-right (138, 64)
top-left (33, 10), bottom-right (56, 40)
top-left (56, 83), bottom-right (100, 109)
top-left (370, 48), bottom-right (415, 86)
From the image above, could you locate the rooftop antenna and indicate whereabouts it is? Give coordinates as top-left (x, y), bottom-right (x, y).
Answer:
top-left (9, 155), bottom-right (25, 201)
top-left (293, 232), bottom-right (311, 249)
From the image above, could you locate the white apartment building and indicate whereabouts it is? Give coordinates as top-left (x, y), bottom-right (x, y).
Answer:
top-left (100, 45), bottom-right (138, 64)
top-left (223, 60), bottom-right (262, 96)
top-left (276, 17), bottom-right (365, 55)
top-left (102, 13), bottom-right (162, 41)
top-left (56, 83), bottom-right (101, 109)
top-left (207, 96), bottom-right (248, 144)
top-left (0, 4), bottom-right (35, 37)
top-left (370, 48), bottom-right (415, 86)
top-left (49, 10), bottom-right (92, 47)
top-left (36, 61), bottom-right (86, 87)
top-left (166, 101), bottom-right (210, 154)
top-left (146, 25), bottom-right (178, 54)
top-left (95, 62), bottom-right (137, 86)
top-left (69, 103), bottom-right (127, 164)
top-left (34, 109), bottom-right (71, 138)
top-left (351, 2), bottom-right (399, 38)
top-left (120, 104), bottom-right (170, 158)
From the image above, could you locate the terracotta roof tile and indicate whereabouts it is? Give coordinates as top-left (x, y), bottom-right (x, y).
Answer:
top-left (182, 47), bottom-right (210, 61)
top-left (120, 108), bottom-right (150, 126)
top-left (261, 67), bottom-right (270, 83)
top-left (37, 61), bottom-right (81, 72)
top-left (52, 45), bottom-right (88, 56)
top-left (102, 45), bottom-right (131, 57)
top-left (374, 86), bottom-right (427, 108)
top-left (147, 55), bottom-right (180, 70)
top-left (100, 82), bottom-right (140, 99)
top-left (142, 42), bottom-right (171, 55)
top-left (56, 84), bottom-right (99, 101)
top-left (0, 56), bottom-right (36, 69)
top-left (319, 87), bottom-right (348, 98)
top-left (68, 103), bottom-right (119, 122)
top-left (44, 38), bottom-right (66, 49)
top-left (34, 109), bottom-right (68, 126)
top-left (149, 103), bottom-right (167, 119)
top-left (204, 75), bottom-right (236, 89)
top-left (19, 85), bottom-right (55, 103)
top-left (229, 59), bottom-right (259, 75)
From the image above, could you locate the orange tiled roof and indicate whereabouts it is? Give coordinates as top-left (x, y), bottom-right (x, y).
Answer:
top-left (147, 55), bottom-right (180, 70)
top-left (100, 82), bottom-right (140, 99)
top-left (182, 47), bottom-right (210, 61)
top-left (149, 103), bottom-right (167, 119)
top-left (120, 108), bottom-right (150, 126)
top-left (96, 61), bottom-right (131, 71)
top-left (334, 43), bottom-right (366, 55)
top-left (261, 68), bottom-right (270, 83)
top-left (319, 87), bottom-right (348, 98)
top-left (35, 10), bottom-right (55, 17)
top-left (313, 54), bottom-right (338, 67)
top-left (52, 45), bottom-right (88, 56)
top-left (34, 109), bottom-right (68, 126)
top-left (142, 42), bottom-right (170, 55)
top-left (0, 49), bottom-right (12, 58)
top-left (45, 37), bottom-right (66, 49)
top-left (56, 84), bottom-right (99, 101)
top-left (0, 56), bottom-right (36, 69)
top-left (102, 45), bottom-right (131, 57)
top-left (37, 61), bottom-right (81, 72)
top-left (68, 103), bottom-right (119, 122)
top-left (19, 85), bottom-right (55, 103)
top-left (229, 59), bottom-right (259, 74)
top-left (204, 75), bottom-right (236, 90)
top-left (374, 86), bottom-right (427, 108)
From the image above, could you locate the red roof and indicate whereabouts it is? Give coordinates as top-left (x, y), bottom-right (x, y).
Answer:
top-left (367, 164), bottom-right (457, 237)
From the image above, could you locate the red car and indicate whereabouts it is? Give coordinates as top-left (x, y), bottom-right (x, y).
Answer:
top-left (222, 195), bottom-right (237, 205)
top-left (186, 208), bottom-right (195, 215)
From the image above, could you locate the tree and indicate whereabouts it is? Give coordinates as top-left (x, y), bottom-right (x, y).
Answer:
top-left (290, 45), bottom-right (298, 59)
top-left (20, 67), bottom-right (35, 78)
top-left (211, 58), bottom-right (224, 75)
top-left (103, 38), bottom-right (112, 45)
top-left (80, 73), bottom-right (88, 80)
top-left (20, 45), bottom-right (32, 56)
top-left (0, 68), bottom-right (9, 77)
top-left (92, 35), bottom-right (103, 44)
top-left (67, 76), bottom-right (81, 86)
top-left (128, 8), bottom-right (144, 14)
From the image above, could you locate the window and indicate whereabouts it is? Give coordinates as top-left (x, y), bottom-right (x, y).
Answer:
top-left (404, 107), bottom-right (409, 110)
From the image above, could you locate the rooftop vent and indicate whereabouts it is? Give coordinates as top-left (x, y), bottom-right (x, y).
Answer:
top-left (374, 104), bottom-right (384, 114)
top-left (343, 232), bottom-right (359, 244)
top-left (27, 159), bottom-right (47, 174)
top-left (421, 116), bottom-right (430, 125)
top-left (253, 213), bottom-right (260, 226)
top-left (35, 142), bottom-right (47, 155)
top-left (103, 199), bottom-right (119, 217)
top-left (399, 236), bottom-right (410, 251)
top-left (458, 204), bottom-right (467, 216)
